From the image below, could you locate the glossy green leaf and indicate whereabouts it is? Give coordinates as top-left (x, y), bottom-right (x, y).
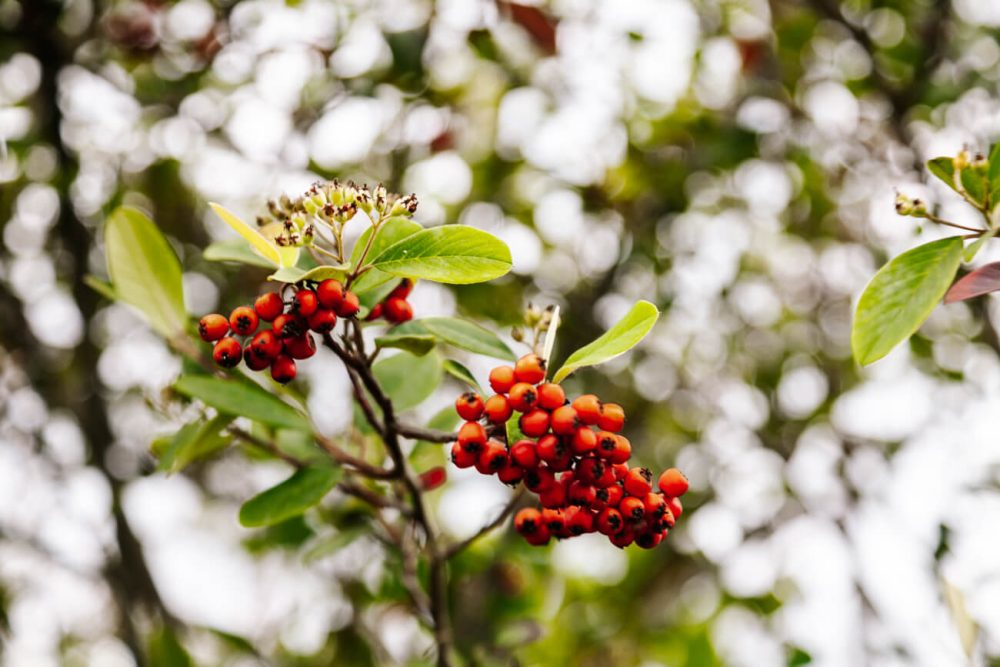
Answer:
top-left (368, 225), bottom-right (512, 285)
top-left (375, 333), bottom-right (437, 356)
top-left (157, 415), bottom-right (232, 474)
top-left (421, 317), bottom-right (515, 360)
top-left (506, 411), bottom-right (526, 445)
top-left (174, 375), bottom-right (311, 432)
top-left (964, 227), bottom-right (998, 262)
top-left (209, 202), bottom-right (299, 268)
top-left (351, 217), bottom-right (423, 298)
top-left (238, 465), bottom-right (342, 527)
top-left (372, 351), bottom-right (443, 411)
top-left (104, 207), bottom-right (186, 337)
top-left (203, 240), bottom-right (275, 269)
top-left (851, 236), bottom-right (964, 365)
top-left (928, 157), bottom-right (956, 191)
top-left (552, 301), bottom-right (660, 383)
top-left (443, 359), bottom-right (481, 391)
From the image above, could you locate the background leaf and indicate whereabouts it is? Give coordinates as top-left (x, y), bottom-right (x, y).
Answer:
top-left (851, 236), bottom-right (964, 365)
top-left (395, 317), bottom-right (514, 360)
top-left (443, 359), bottom-right (481, 391)
top-left (368, 226), bottom-right (512, 285)
top-left (174, 375), bottom-right (311, 432)
top-left (203, 240), bottom-right (275, 268)
top-left (944, 262), bottom-right (1000, 303)
top-left (209, 202), bottom-right (281, 266)
top-left (552, 301), bottom-right (660, 383)
top-left (238, 465), bottom-right (341, 527)
top-left (157, 415), bottom-right (233, 474)
top-left (375, 332), bottom-right (437, 356)
top-left (104, 207), bottom-right (186, 337)
top-left (372, 351), bottom-right (443, 411)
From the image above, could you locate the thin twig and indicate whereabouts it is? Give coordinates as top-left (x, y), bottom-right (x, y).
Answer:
top-left (444, 488), bottom-right (526, 559)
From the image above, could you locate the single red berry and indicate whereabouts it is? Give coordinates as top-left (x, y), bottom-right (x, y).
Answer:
top-left (658, 468), bottom-right (689, 497)
top-left (635, 530), bottom-right (663, 549)
top-left (567, 508), bottom-right (595, 535)
top-left (316, 279), bottom-right (345, 310)
top-left (497, 461), bottom-right (524, 485)
top-left (249, 329), bottom-right (282, 361)
top-left (596, 431), bottom-right (618, 459)
top-left (538, 482), bottom-right (567, 508)
top-left (244, 346), bottom-right (270, 371)
top-left (308, 308), bottom-right (338, 334)
top-left (608, 435), bottom-right (632, 464)
top-left (609, 529), bottom-right (635, 548)
top-left (419, 466), bottom-right (447, 491)
top-left (514, 354), bottom-right (546, 384)
top-left (595, 484), bottom-right (623, 509)
top-left (272, 313), bottom-right (305, 339)
top-left (510, 439), bottom-right (539, 469)
top-left (270, 354), bottom-right (297, 384)
top-left (576, 457), bottom-right (606, 485)
top-left (451, 442), bottom-right (477, 468)
top-left (523, 466), bottom-right (556, 493)
top-left (284, 332), bottom-right (317, 360)
top-left (596, 507), bottom-right (623, 535)
top-left (335, 291), bottom-right (360, 317)
top-left (198, 313), bottom-right (230, 341)
top-left (612, 463), bottom-right (629, 480)
top-left (508, 383), bottom-right (538, 412)
top-left (643, 492), bottom-right (667, 519)
top-left (483, 394), bottom-right (513, 423)
top-left (455, 392), bottom-right (485, 421)
top-left (514, 508), bottom-right (542, 535)
top-left (550, 405), bottom-right (579, 436)
top-left (254, 292), bottom-right (284, 322)
top-left (476, 440), bottom-right (508, 475)
top-left (365, 302), bottom-right (384, 321)
top-left (623, 467), bottom-right (653, 498)
top-left (659, 507), bottom-right (676, 530)
top-left (457, 421), bottom-right (487, 450)
top-left (389, 278), bottom-right (414, 299)
top-left (536, 434), bottom-right (564, 464)
top-left (619, 496), bottom-right (645, 523)
top-left (488, 366), bottom-right (516, 394)
top-left (568, 481), bottom-right (597, 507)
top-left (666, 496), bottom-right (683, 519)
top-left (519, 409), bottom-right (550, 438)
top-left (524, 525), bottom-right (551, 546)
top-left (291, 289), bottom-right (319, 317)
top-left (536, 383), bottom-right (566, 410)
top-left (383, 297), bottom-right (413, 323)
top-left (596, 402), bottom-right (625, 433)
top-left (571, 394), bottom-right (602, 425)
top-left (570, 427), bottom-right (597, 455)
top-left (540, 508), bottom-right (566, 535)
top-left (213, 337), bottom-right (242, 367)
top-left (229, 306), bottom-right (259, 336)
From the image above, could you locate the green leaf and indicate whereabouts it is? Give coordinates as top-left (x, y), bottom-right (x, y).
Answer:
top-left (372, 351), bottom-right (443, 411)
top-left (238, 465), bottom-right (342, 527)
top-left (268, 263), bottom-right (352, 285)
top-left (964, 226), bottom-right (998, 262)
top-left (209, 202), bottom-right (299, 268)
top-left (148, 627), bottom-right (193, 667)
top-left (173, 375), bottom-right (311, 432)
top-left (506, 411), bottom-right (526, 445)
top-left (84, 274), bottom-right (118, 302)
top-left (928, 157), bottom-right (956, 191)
top-left (157, 415), bottom-right (232, 474)
top-left (375, 333), bottom-right (437, 356)
top-left (420, 317), bottom-right (515, 360)
top-left (851, 236), bottom-right (964, 365)
top-left (104, 207), bottom-right (186, 337)
top-left (962, 166), bottom-right (989, 207)
top-left (552, 301), bottom-right (660, 383)
top-left (443, 359), bottom-right (481, 391)
top-left (368, 225), bottom-right (512, 285)
top-left (268, 266), bottom-right (307, 284)
top-left (304, 527), bottom-right (368, 562)
top-left (203, 240), bottom-right (275, 269)
top-left (351, 217), bottom-right (423, 298)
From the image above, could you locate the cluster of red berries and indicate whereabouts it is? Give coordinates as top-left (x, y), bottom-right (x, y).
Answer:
top-left (197, 279), bottom-right (360, 383)
top-left (451, 354), bottom-right (689, 549)
top-left (366, 279), bottom-right (415, 324)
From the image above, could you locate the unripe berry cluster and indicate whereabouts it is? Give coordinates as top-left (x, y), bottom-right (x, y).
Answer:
top-left (197, 278), bottom-right (361, 383)
top-left (451, 354), bottom-right (688, 549)
top-left (365, 279), bottom-right (415, 324)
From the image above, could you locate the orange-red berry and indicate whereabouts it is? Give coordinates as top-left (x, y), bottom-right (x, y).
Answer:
top-left (597, 402), bottom-right (625, 432)
top-left (389, 278), bottom-right (414, 299)
top-left (643, 492), bottom-right (667, 519)
top-left (451, 442), bottom-right (477, 468)
top-left (291, 289), bottom-right (319, 317)
top-left (488, 366), bottom-right (516, 394)
top-left (596, 507), bottom-right (623, 535)
top-left (514, 354), bottom-right (546, 384)
top-left (519, 409), bottom-right (550, 438)
top-left (254, 292), bottom-right (284, 321)
top-left (515, 508), bottom-right (542, 535)
top-left (524, 525), bottom-right (551, 546)
top-left (316, 279), bottom-right (345, 310)
top-left (270, 354), bottom-right (297, 384)
top-left (635, 531), bottom-right (663, 549)
top-left (335, 291), bottom-right (360, 317)
top-left (383, 297), bottom-right (413, 323)
top-left (595, 484), bottom-right (623, 508)
top-left (483, 394), bottom-right (513, 423)
top-left (571, 394), bottom-right (602, 425)
top-left (213, 337), bottom-right (242, 367)
top-left (567, 508), bottom-right (595, 535)
top-left (308, 308), bottom-right (338, 333)
top-left (497, 461), bottom-right (524, 485)
top-left (609, 529), bottom-right (635, 548)
top-left (510, 439), bottom-right (539, 468)
top-left (457, 421), bottom-right (487, 450)
top-left (508, 382), bottom-right (538, 412)
top-left (536, 383), bottom-right (566, 410)
top-left (571, 427), bottom-right (597, 455)
top-left (272, 313), bottom-right (304, 339)
top-left (568, 481), bottom-right (597, 507)
top-left (229, 306), bottom-right (258, 336)
top-left (550, 405), bottom-right (579, 436)
top-left (609, 435), bottom-right (632, 464)
top-left (523, 466), bottom-right (556, 493)
top-left (476, 440), bottom-right (508, 474)
top-left (249, 329), bottom-right (282, 360)
top-left (419, 467), bottom-right (447, 490)
top-left (623, 467), bottom-right (653, 498)
top-left (540, 508), bottom-right (566, 535)
top-left (365, 303), bottom-right (383, 321)
top-left (284, 333), bottom-right (317, 360)
top-left (536, 434), bottom-right (564, 465)
top-left (455, 392), bottom-right (485, 421)
top-left (619, 496), bottom-right (645, 523)
top-left (666, 496), bottom-right (683, 519)
top-left (198, 313), bottom-right (230, 341)
top-left (658, 468), bottom-right (689, 497)
top-left (244, 346), bottom-right (270, 371)
top-left (538, 482), bottom-right (567, 508)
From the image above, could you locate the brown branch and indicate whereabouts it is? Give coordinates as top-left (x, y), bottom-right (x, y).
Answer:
top-left (397, 424), bottom-right (457, 443)
top-left (444, 489), bottom-right (525, 559)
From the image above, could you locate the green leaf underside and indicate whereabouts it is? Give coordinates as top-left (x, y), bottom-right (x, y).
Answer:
top-left (372, 351), bottom-right (443, 411)
top-left (352, 217), bottom-right (423, 298)
top-left (238, 465), bottom-right (342, 527)
top-left (203, 240), bottom-right (275, 269)
top-left (443, 359), bottom-right (481, 391)
top-left (851, 236), bottom-right (964, 365)
top-left (173, 375), bottom-right (311, 432)
top-left (105, 207), bottom-right (186, 337)
top-left (157, 415), bottom-right (232, 474)
top-left (84, 274), bottom-right (118, 302)
top-left (552, 301), bottom-right (660, 383)
top-left (269, 264), bottom-right (352, 285)
top-left (368, 226), bottom-right (512, 285)
top-left (375, 333), bottom-right (437, 356)
top-left (506, 411), bottom-right (526, 446)
top-left (395, 317), bottom-right (514, 360)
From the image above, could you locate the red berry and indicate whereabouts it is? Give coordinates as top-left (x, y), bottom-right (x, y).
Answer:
top-left (609, 529), bottom-right (635, 548)
top-left (623, 467), bottom-right (653, 498)
top-left (483, 395), bottom-right (513, 423)
top-left (497, 461), bottom-right (524, 485)
top-left (213, 337), bottom-right (242, 367)
top-left (284, 333), bottom-right (316, 360)
top-left (514, 354), bottom-right (546, 384)
top-left (335, 291), bottom-right (360, 317)
top-left (308, 308), bottom-right (338, 334)
top-left (524, 525), bottom-right (551, 546)
top-left (198, 314), bottom-right (230, 341)
top-left (419, 466), bottom-right (447, 491)
top-left (596, 434), bottom-right (630, 464)
top-left (540, 508), bottom-right (566, 535)
top-left (538, 482), bottom-right (567, 508)
top-left (619, 496), bottom-right (645, 523)
top-left (635, 530), bottom-right (663, 549)
top-left (514, 508), bottom-right (542, 535)
top-left (488, 366), bottom-right (516, 394)
top-left (659, 507), bottom-right (676, 530)
top-left (389, 278), bottom-right (414, 299)
top-left (272, 313), bottom-right (305, 339)
top-left (316, 279), bottom-right (345, 309)
top-left (254, 292), bottom-right (284, 322)
top-left (291, 289), bottom-right (319, 317)
top-left (568, 481), bottom-right (597, 507)
top-left (567, 508), bottom-right (595, 535)
top-left (536, 383), bottom-right (566, 410)
top-left (571, 394), bottom-right (602, 425)
top-left (571, 427), bottom-right (597, 455)
top-left (508, 383), bottom-right (538, 412)
top-left (643, 492), bottom-right (667, 519)
top-left (365, 303), bottom-right (384, 321)
top-left (576, 457), bottom-right (606, 485)
top-left (451, 442), bottom-right (477, 468)
top-left (536, 434), bottom-right (565, 465)
top-left (550, 405), bottom-right (579, 436)
top-left (270, 354), bottom-right (297, 384)
top-left (658, 468), bottom-right (689, 497)
top-left (244, 346), bottom-right (269, 371)
top-left (523, 466), bottom-right (556, 493)
top-left (457, 421), bottom-right (487, 450)
top-left (383, 297), bottom-right (413, 323)
top-left (519, 409), bottom-right (550, 438)
top-left (597, 402), bottom-right (625, 432)
top-left (612, 463), bottom-right (629, 480)
top-left (476, 440), bottom-right (508, 474)
top-left (666, 496), bottom-right (683, 519)
top-left (249, 329), bottom-right (282, 360)
top-left (595, 484), bottom-right (623, 509)
top-left (510, 439), bottom-right (539, 469)
top-left (229, 306), bottom-right (258, 336)
top-left (596, 507), bottom-right (623, 535)
top-left (455, 392), bottom-right (485, 421)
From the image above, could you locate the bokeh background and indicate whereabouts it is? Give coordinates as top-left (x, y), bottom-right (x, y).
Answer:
top-left (4, 0), bottom-right (1000, 665)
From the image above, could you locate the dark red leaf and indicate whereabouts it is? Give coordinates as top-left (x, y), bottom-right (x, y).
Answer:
top-left (944, 262), bottom-right (1000, 303)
